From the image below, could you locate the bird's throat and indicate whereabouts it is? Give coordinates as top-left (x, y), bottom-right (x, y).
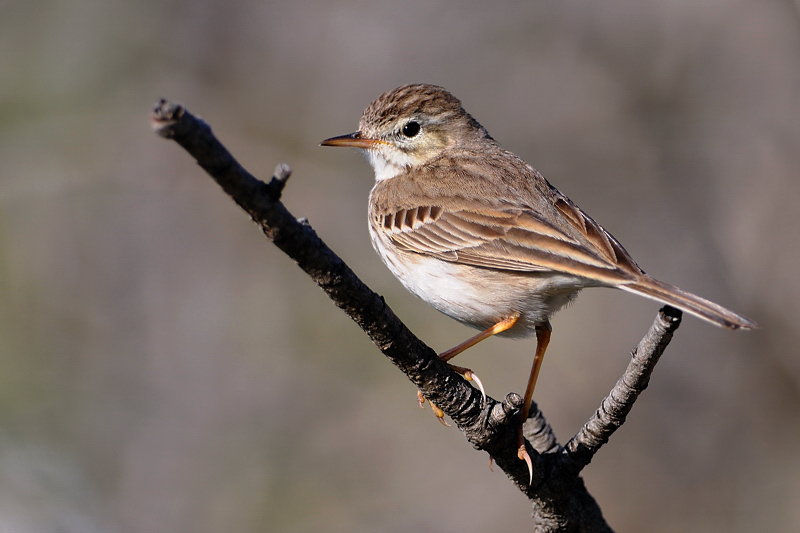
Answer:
top-left (365, 150), bottom-right (413, 182)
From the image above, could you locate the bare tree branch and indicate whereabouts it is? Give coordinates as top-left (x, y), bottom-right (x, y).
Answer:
top-left (562, 307), bottom-right (682, 475)
top-left (151, 100), bottom-right (682, 532)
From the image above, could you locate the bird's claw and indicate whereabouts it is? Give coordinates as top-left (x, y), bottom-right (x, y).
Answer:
top-left (431, 402), bottom-right (450, 426)
top-left (463, 370), bottom-right (486, 407)
top-left (416, 390), bottom-right (450, 426)
top-left (518, 444), bottom-right (533, 485)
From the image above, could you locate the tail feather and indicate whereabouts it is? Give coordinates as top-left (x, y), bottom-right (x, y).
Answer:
top-left (620, 277), bottom-right (758, 330)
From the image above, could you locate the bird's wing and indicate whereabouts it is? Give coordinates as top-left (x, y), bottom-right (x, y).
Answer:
top-left (374, 195), bottom-right (643, 285)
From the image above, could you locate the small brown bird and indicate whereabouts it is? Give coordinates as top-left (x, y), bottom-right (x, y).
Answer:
top-left (322, 84), bottom-right (756, 478)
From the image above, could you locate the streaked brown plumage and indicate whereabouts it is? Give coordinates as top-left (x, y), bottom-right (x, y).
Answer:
top-left (322, 83), bottom-right (757, 478)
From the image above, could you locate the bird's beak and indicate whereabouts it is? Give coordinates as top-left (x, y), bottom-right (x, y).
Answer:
top-left (320, 131), bottom-right (383, 149)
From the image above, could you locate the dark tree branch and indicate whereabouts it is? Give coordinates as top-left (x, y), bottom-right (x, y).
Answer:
top-left (561, 307), bottom-right (682, 475)
top-left (151, 100), bottom-right (682, 533)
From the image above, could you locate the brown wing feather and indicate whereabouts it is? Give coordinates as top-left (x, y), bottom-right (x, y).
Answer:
top-left (552, 191), bottom-right (645, 275)
top-left (378, 200), bottom-right (638, 284)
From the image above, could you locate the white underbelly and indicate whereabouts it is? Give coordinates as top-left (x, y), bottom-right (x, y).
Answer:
top-left (369, 225), bottom-right (589, 337)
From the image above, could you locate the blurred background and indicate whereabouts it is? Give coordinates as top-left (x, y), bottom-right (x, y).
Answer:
top-left (1, 0), bottom-right (798, 531)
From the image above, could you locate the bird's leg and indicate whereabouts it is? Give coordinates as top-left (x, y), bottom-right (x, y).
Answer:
top-left (518, 321), bottom-right (551, 484)
top-left (419, 315), bottom-right (519, 422)
top-left (438, 315), bottom-right (520, 362)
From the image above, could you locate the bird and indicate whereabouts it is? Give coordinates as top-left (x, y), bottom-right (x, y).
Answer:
top-left (321, 83), bottom-right (757, 478)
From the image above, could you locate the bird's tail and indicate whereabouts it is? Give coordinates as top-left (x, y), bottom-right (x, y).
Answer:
top-left (620, 276), bottom-right (758, 330)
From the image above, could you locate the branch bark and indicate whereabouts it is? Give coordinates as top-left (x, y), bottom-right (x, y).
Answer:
top-left (151, 100), bottom-right (682, 533)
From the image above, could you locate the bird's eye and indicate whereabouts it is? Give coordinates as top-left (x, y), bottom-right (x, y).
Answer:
top-left (401, 121), bottom-right (420, 138)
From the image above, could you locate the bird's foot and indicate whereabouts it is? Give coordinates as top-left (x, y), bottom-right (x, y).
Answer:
top-left (447, 363), bottom-right (486, 406)
top-left (416, 390), bottom-right (450, 426)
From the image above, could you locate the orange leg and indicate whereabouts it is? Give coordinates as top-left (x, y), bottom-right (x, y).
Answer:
top-left (517, 322), bottom-right (551, 483)
top-left (439, 315), bottom-right (520, 362)
top-left (420, 315), bottom-right (520, 421)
